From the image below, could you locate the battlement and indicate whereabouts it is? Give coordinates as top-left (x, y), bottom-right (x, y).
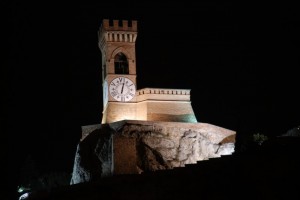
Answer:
top-left (136, 88), bottom-right (191, 102)
top-left (98, 19), bottom-right (138, 46)
top-left (137, 88), bottom-right (191, 96)
top-left (101, 19), bottom-right (137, 32)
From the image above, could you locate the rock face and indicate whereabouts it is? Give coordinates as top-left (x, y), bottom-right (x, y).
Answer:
top-left (282, 125), bottom-right (300, 137)
top-left (71, 120), bottom-right (235, 184)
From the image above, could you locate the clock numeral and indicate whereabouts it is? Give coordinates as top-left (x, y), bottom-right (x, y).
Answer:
top-left (118, 77), bottom-right (123, 83)
top-left (111, 91), bottom-right (117, 97)
top-left (129, 93), bottom-right (134, 97)
top-left (121, 97), bottom-right (125, 102)
top-left (111, 82), bottom-right (116, 86)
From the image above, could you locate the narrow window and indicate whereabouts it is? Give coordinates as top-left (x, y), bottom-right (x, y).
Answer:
top-left (114, 52), bottom-right (129, 74)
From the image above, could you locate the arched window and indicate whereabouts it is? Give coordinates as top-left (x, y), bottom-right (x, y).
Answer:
top-left (114, 52), bottom-right (129, 74)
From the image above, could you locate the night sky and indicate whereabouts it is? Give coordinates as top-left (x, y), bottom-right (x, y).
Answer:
top-left (2, 1), bottom-right (299, 196)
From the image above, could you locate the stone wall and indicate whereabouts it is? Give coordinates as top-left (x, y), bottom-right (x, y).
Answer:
top-left (103, 89), bottom-right (197, 123)
top-left (136, 88), bottom-right (191, 101)
top-left (102, 102), bottom-right (137, 123)
top-left (144, 101), bottom-right (197, 122)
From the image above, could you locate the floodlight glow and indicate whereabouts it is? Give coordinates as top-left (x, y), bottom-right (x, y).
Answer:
top-left (19, 192), bottom-right (30, 200)
top-left (17, 187), bottom-right (24, 193)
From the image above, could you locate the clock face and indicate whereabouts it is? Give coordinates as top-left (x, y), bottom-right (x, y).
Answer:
top-left (109, 77), bottom-right (136, 102)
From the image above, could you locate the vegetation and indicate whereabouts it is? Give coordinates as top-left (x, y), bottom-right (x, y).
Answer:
top-left (253, 133), bottom-right (268, 145)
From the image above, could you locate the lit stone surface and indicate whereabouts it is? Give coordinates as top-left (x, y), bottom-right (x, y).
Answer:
top-left (102, 90), bottom-right (198, 123)
top-left (70, 120), bottom-right (235, 184)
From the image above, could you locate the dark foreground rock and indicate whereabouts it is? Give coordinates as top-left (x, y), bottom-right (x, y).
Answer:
top-left (24, 136), bottom-right (300, 200)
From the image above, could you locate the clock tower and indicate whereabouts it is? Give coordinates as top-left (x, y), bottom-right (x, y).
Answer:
top-left (98, 19), bottom-right (138, 123)
top-left (98, 19), bottom-right (197, 124)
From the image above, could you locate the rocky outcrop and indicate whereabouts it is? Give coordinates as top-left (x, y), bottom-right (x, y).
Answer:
top-left (281, 125), bottom-right (300, 137)
top-left (71, 120), bottom-right (235, 184)
top-left (70, 124), bottom-right (113, 184)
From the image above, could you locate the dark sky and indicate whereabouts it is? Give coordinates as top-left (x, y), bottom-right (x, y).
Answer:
top-left (2, 1), bottom-right (300, 194)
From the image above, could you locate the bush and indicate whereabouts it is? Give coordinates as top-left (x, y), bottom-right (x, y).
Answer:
top-left (253, 133), bottom-right (268, 145)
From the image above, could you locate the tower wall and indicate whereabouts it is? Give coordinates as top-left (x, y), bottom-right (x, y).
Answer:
top-left (136, 88), bottom-right (198, 123)
top-left (103, 102), bottom-right (137, 124)
top-left (143, 101), bottom-right (197, 123)
top-left (99, 19), bottom-right (138, 122)
top-left (98, 19), bottom-right (138, 78)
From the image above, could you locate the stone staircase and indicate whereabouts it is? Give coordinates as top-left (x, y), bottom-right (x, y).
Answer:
top-left (142, 154), bottom-right (235, 176)
top-left (140, 137), bottom-right (300, 199)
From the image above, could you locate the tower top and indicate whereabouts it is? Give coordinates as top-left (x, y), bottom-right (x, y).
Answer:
top-left (100, 19), bottom-right (137, 32)
top-left (98, 19), bottom-right (138, 51)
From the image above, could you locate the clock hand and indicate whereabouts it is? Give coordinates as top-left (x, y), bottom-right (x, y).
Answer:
top-left (121, 83), bottom-right (125, 94)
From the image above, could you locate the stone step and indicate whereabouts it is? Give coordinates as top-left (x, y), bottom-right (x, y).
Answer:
top-left (141, 153), bottom-right (238, 178)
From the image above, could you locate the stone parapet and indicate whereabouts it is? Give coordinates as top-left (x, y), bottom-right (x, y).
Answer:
top-left (101, 19), bottom-right (137, 32)
top-left (136, 88), bottom-right (191, 102)
top-left (98, 19), bottom-right (137, 46)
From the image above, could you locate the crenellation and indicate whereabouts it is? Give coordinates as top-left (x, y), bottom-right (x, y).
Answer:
top-left (102, 19), bottom-right (110, 29)
top-left (136, 88), bottom-right (191, 96)
top-left (123, 20), bottom-right (128, 29)
top-left (131, 20), bottom-right (137, 30)
top-left (101, 19), bottom-right (138, 32)
top-left (99, 19), bottom-right (138, 44)
top-left (113, 20), bottom-right (119, 29)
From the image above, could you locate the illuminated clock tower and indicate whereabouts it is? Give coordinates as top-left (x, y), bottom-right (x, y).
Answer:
top-left (98, 19), bottom-right (197, 124)
top-left (98, 19), bottom-right (138, 123)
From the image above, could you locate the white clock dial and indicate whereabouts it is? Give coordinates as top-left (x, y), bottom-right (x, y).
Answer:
top-left (109, 77), bottom-right (136, 102)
